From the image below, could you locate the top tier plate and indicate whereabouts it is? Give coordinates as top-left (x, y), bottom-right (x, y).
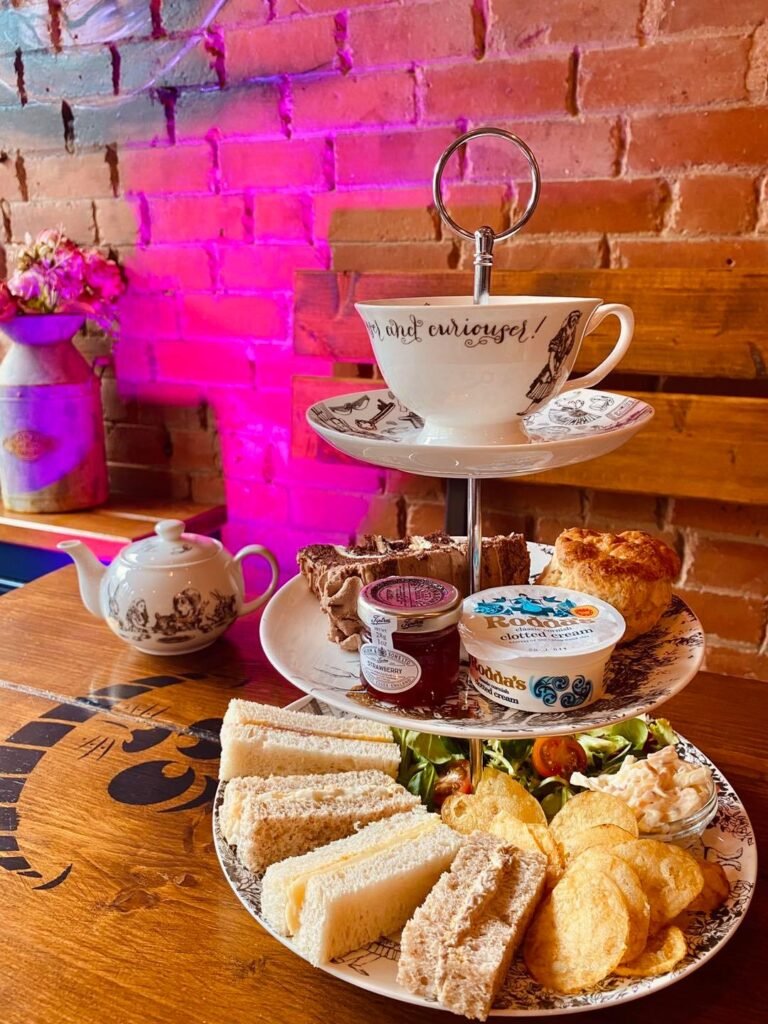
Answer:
top-left (259, 544), bottom-right (705, 739)
top-left (306, 387), bottom-right (653, 478)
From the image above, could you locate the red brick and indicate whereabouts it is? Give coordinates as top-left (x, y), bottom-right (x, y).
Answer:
top-left (358, 494), bottom-right (403, 536)
top-left (526, 179), bottom-right (671, 234)
top-left (23, 150), bottom-right (113, 200)
top-left (586, 491), bottom-right (664, 530)
top-left (164, 0), bottom-right (268, 30)
top-left (289, 486), bottom-right (371, 533)
top-left (277, 0), bottom-right (399, 12)
top-left (108, 464), bottom-right (191, 501)
top-left (0, 155), bottom-right (23, 202)
top-left (153, 339), bottom-right (254, 385)
top-left (180, 293), bottom-right (289, 341)
top-left (674, 175), bottom-right (757, 234)
top-left (670, 499), bottom-right (768, 541)
top-left (406, 501), bottom-right (445, 535)
top-left (464, 237), bottom-right (604, 269)
top-left (220, 138), bottom-right (328, 190)
top-left (227, 17), bottom-right (337, 81)
top-left (118, 38), bottom-right (218, 91)
top-left (629, 108), bottom-right (768, 173)
top-left (292, 70), bottom-right (415, 131)
top-left (113, 336), bottom-right (156, 384)
top-left (118, 144), bottom-right (213, 194)
top-left (581, 38), bottom-right (749, 112)
top-left (22, 49), bottom-right (113, 99)
top-left (0, 104), bottom-right (65, 153)
top-left (120, 294), bottom-right (180, 340)
top-left (676, 587), bottom-right (766, 645)
top-left (70, 96), bottom-right (168, 147)
top-left (336, 127), bottom-right (458, 186)
top-left (424, 58), bottom-right (570, 122)
top-left (149, 195), bottom-right (247, 243)
top-left (228, 480), bottom-right (290, 522)
top-left (9, 200), bottom-right (96, 244)
top-left (615, 238), bottom-right (768, 269)
top-left (704, 643), bottom-right (768, 681)
top-left (331, 241), bottom-right (455, 271)
top-left (190, 472), bottom-right (226, 505)
top-left (687, 537), bottom-right (768, 596)
top-left (661, 0), bottom-right (768, 33)
top-left (440, 183), bottom-right (512, 235)
top-left (125, 245), bottom-right (214, 292)
top-left (385, 471), bottom-right (444, 501)
top-left (349, 0), bottom-right (474, 67)
top-left (106, 423), bottom-right (170, 465)
top-left (467, 118), bottom-right (620, 182)
top-left (314, 186), bottom-right (434, 240)
top-left (95, 199), bottom-right (142, 245)
top-left (174, 84), bottom-right (283, 140)
top-left (218, 243), bottom-right (325, 290)
top-left (169, 428), bottom-right (221, 472)
top-left (252, 193), bottom-right (311, 241)
top-left (327, 206), bottom-right (436, 243)
top-left (486, 480), bottom-right (584, 519)
top-left (488, 0), bottom-right (640, 52)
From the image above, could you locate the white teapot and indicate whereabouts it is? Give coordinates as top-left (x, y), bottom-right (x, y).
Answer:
top-left (59, 519), bottom-right (279, 655)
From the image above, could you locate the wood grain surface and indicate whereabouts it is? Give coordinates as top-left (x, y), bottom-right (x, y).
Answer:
top-left (0, 568), bottom-right (765, 1024)
top-left (293, 269), bottom-right (768, 378)
top-left (291, 375), bottom-right (768, 503)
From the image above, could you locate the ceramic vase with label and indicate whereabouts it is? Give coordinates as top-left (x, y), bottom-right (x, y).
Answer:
top-left (0, 314), bottom-right (108, 512)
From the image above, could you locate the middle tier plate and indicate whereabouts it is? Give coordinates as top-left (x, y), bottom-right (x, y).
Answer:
top-left (260, 543), bottom-right (705, 739)
top-left (306, 387), bottom-right (654, 478)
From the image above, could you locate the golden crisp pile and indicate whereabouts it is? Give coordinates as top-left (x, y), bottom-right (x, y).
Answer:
top-left (441, 770), bottom-right (729, 994)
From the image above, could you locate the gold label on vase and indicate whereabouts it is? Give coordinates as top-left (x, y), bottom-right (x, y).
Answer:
top-left (3, 429), bottom-right (57, 461)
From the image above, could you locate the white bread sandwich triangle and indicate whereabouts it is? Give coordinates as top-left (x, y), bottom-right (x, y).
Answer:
top-left (219, 699), bottom-right (400, 780)
top-left (220, 770), bottom-right (421, 872)
top-left (261, 809), bottom-right (463, 965)
top-left (398, 831), bottom-right (547, 1020)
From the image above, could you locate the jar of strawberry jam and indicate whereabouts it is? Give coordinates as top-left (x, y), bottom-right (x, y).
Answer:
top-left (357, 576), bottom-right (462, 708)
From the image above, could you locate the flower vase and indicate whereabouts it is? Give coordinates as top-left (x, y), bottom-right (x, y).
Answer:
top-left (0, 315), bottom-right (108, 512)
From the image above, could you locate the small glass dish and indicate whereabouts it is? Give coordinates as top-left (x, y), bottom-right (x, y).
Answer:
top-left (638, 775), bottom-right (719, 848)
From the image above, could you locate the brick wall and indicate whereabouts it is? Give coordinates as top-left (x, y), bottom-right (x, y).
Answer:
top-left (0, 0), bottom-right (766, 677)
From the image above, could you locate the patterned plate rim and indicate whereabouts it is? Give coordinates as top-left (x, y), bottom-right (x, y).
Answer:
top-left (259, 543), bottom-right (705, 739)
top-left (212, 721), bottom-right (757, 1017)
top-left (307, 387), bottom-right (655, 452)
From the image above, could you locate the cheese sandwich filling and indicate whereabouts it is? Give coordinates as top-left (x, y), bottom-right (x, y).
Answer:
top-left (283, 817), bottom-right (439, 933)
top-left (235, 717), bottom-right (392, 745)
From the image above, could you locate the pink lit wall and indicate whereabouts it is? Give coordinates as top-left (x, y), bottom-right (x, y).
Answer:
top-left (2, 1), bottom-right (768, 675)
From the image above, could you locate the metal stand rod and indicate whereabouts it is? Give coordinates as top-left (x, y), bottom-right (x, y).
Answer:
top-left (467, 476), bottom-right (482, 595)
top-left (470, 738), bottom-right (484, 791)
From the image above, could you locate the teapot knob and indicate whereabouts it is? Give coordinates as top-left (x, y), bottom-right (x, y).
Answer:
top-left (155, 519), bottom-right (185, 542)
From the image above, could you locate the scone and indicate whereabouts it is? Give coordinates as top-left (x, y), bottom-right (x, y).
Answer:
top-left (537, 528), bottom-right (681, 642)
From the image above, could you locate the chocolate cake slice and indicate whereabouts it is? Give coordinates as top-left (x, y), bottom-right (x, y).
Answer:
top-left (298, 532), bottom-right (530, 651)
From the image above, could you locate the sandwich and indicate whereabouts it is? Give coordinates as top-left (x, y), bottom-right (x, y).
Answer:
top-left (261, 809), bottom-right (463, 965)
top-left (220, 770), bottom-right (421, 872)
top-left (219, 700), bottom-right (400, 781)
top-left (398, 832), bottom-right (547, 1021)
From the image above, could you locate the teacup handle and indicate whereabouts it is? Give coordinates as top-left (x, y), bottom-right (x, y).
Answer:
top-left (233, 544), bottom-right (279, 616)
top-left (560, 303), bottom-right (635, 394)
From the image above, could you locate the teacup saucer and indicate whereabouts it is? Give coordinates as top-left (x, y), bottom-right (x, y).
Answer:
top-left (307, 387), bottom-right (653, 478)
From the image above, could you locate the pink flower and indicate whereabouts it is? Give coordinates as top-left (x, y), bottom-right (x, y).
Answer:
top-left (7, 268), bottom-right (46, 302)
top-left (0, 284), bottom-right (17, 321)
top-left (84, 251), bottom-right (124, 301)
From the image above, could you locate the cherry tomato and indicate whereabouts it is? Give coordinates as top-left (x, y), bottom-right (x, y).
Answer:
top-left (433, 759), bottom-right (472, 807)
top-left (531, 737), bottom-right (587, 779)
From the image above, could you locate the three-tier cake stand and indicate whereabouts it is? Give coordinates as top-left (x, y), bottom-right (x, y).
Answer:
top-left (218, 129), bottom-right (756, 1017)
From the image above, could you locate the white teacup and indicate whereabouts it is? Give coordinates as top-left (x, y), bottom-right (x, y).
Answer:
top-left (355, 296), bottom-right (634, 445)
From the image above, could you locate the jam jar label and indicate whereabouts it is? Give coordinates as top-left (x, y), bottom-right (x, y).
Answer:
top-left (360, 644), bottom-right (422, 693)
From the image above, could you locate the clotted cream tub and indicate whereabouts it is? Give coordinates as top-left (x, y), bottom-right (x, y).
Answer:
top-left (459, 585), bottom-right (625, 713)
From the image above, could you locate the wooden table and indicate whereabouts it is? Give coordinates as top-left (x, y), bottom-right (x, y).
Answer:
top-left (0, 567), bottom-right (764, 1024)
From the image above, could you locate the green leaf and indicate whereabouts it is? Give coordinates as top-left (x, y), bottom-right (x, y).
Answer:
top-left (649, 717), bottom-right (677, 749)
top-left (408, 732), bottom-right (462, 765)
top-left (603, 718), bottom-right (649, 752)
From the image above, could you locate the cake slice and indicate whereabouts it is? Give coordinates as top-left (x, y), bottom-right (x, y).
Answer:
top-left (299, 531), bottom-right (530, 650)
top-left (398, 832), bottom-right (546, 1021)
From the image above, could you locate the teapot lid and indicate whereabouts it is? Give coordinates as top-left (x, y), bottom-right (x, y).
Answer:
top-left (122, 519), bottom-right (221, 569)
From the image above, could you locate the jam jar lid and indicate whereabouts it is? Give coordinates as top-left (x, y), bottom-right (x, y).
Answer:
top-left (358, 576), bottom-right (462, 634)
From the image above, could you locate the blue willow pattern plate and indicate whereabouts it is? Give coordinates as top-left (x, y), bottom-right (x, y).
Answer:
top-left (259, 544), bottom-right (705, 740)
top-left (213, 719), bottom-right (756, 1017)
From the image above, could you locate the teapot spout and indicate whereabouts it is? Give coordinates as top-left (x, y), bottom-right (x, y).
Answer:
top-left (57, 540), bottom-right (106, 617)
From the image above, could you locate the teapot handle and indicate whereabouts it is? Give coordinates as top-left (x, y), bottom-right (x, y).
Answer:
top-left (233, 544), bottom-right (279, 616)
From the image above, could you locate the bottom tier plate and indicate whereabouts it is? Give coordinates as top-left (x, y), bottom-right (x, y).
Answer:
top-left (213, 701), bottom-right (756, 1018)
